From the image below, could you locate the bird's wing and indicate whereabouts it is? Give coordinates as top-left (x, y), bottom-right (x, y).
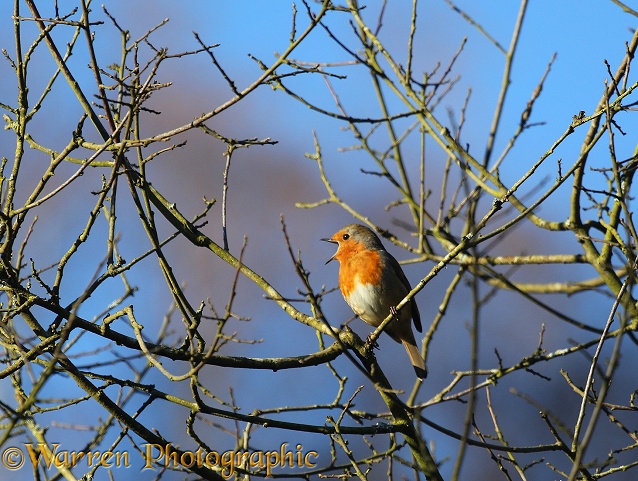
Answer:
top-left (383, 251), bottom-right (422, 333)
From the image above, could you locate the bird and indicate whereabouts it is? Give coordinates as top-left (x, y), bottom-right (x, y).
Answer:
top-left (322, 224), bottom-right (427, 379)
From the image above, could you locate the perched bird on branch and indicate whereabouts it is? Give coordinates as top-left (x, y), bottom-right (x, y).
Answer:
top-left (323, 224), bottom-right (427, 379)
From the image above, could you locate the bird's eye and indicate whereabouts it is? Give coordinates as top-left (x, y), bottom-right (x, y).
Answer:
top-left (342, 233), bottom-right (350, 240)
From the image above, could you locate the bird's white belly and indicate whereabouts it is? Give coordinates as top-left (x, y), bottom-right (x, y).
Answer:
top-left (346, 280), bottom-right (388, 326)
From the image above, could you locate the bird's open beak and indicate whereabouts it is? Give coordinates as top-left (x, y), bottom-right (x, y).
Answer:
top-left (321, 237), bottom-right (337, 264)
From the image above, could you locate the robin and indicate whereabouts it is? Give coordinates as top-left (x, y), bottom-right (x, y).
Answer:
top-left (322, 224), bottom-right (427, 379)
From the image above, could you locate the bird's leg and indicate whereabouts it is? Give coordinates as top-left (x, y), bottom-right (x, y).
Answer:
top-left (365, 307), bottom-right (400, 352)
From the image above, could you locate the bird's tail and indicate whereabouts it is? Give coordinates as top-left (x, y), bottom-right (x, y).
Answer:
top-left (403, 340), bottom-right (427, 379)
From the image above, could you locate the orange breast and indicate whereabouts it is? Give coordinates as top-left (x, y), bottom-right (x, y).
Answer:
top-left (338, 249), bottom-right (383, 299)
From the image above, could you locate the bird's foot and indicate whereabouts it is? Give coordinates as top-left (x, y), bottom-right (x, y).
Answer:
top-left (364, 334), bottom-right (379, 352)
